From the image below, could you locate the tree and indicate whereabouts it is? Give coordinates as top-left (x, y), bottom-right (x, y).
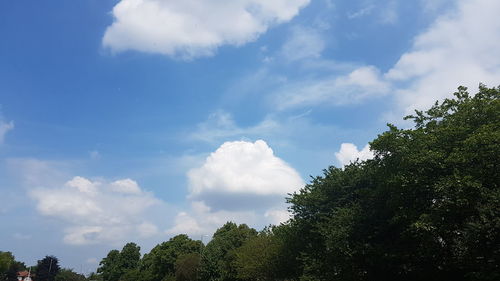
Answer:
top-left (35, 256), bottom-right (61, 281)
top-left (0, 252), bottom-right (26, 281)
top-left (288, 85), bottom-right (500, 280)
top-left (119, 269), bottom-right (142, 281)
top-left (55, 268), bottom-right (86, 281)
top-left (200, 222), bottom-right (258, 281)
top-left (97, 243), bottom-right (141, 281)
top-left (118, 243), bottom-right (141, 273)
top-left (234, 229), bottom-right (284, 281)
top-left (175, 253), bottom-right (200, 281)
top-left (97, 250), bottom-right (121, 281)
top-left (140, 235), bottom-right (202, 281)
top-left (86, 272), bottom-right (102, 281)
top-left (0, 252), bottom-right (15, 274)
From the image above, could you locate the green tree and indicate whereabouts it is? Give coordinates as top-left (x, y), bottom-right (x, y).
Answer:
top-left (0, 252), bottom-right (26, 281)
top-left (55, 268), bottom-right (86, 281)
top-left (97, 250), bottom-right (121, 281)
top-left (175, 253), bottom-right (200, 281)
top-left (288, 85), bottom-right (500, 280)
top-left (140, 235), bottom-right (202, 281)
top-left (35, 256), bottom-right (61, 281)
top-left (200, 222), bottom-right (258, 281)
top-left (86, 272), bottom-right (102, 281)
top-left (118, 243), bottom-right (141, 273)
top-left (234, 228), bottom-right (284, 281)
top-left (0, 252), bottom-right (15, 274)
top-left (97, 243), bottom-right (141, 281)
top-left (119, 269), bottom-right (142, 281)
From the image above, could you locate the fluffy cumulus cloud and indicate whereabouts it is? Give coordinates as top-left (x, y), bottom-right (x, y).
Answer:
top-left (386, 0), bottom-right (500, 115)
top-left (167, 140), bottom-right (304, 235)
top-left (30, 176), bottom-right (161, 245)
top-left (335, 143), bottom-right (374, 167)
top-left (103, 0), bottom-right (310, 58)
top-left (0, 119), bottom-right (14, 145)
top-left (188, 140), bottom-right (303, 198)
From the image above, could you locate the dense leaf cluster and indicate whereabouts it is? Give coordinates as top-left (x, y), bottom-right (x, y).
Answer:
top-left (287, 85), bottom-right (500, 280)
top-left (0, 251), bottom-right (26, 281)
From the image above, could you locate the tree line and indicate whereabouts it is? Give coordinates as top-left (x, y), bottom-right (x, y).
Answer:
top-left (0, 253), bottom-right (87, 281)
top-left (2, 85), bottom-right (499, 280)
top-left (94, 85), bottom-right (499, 280)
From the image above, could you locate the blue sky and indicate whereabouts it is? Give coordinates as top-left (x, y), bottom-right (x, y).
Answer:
top-left (1, 0), bottom-right (499, 274)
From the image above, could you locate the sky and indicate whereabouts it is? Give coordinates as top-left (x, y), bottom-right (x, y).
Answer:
top-left (1, 0), bottom-right (499, 274)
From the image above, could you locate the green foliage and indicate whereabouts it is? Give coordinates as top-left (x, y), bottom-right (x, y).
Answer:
top-left (97, 250), bottom-right (121, 281)
top-left (288, 85), bottom-right (500, 280)
top-left (140, 234), bottom-right (202, 281)
top-left (97, 243), bottom-right (141, 281)
top-left (118, 243), bottom-right (141, 272)
top-left (0, 252), bottom-right (15, 274)
top-left (119, 268), bottom-right (142, 281)
top-left (175, 253), bottom-right (200, 281)
top-left (54, 268), bottom-right (86, 281)
top-left (200, 222), bottom-right (258, 281)
top-left (0, 252), bottom-right (26, 281)
top-left (35, 256), bottom-right (61, 281)
top-left (234, 229), bottom-right (284, 281)
top-left (86, 272), bottom-right (102, 281)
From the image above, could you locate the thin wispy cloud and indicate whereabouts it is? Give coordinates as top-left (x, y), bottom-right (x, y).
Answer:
top-left (273, 66), bottom-right (390, 110)
top-left (0, 119), bottom-right (14, 145)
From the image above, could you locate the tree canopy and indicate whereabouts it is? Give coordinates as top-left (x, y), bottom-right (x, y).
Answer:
top-left (0, 251), bottom-right (26, 281)
top-left (97, 243), bottom-right (141, 281)
top-left (35, 256), bottom-right (61, 281)
top-left (287, 85), bottom-right (500, 280)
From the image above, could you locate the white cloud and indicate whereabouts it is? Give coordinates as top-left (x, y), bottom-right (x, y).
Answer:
top-left (6, 158), bottom-right (69, 187)
top-left (254, 0), bottom-right (500, 120)
top-left (103, 0), bottom-right (310, 59)
top-left (167, 140), bottom-right (303, 236)
top-left (335, 143), bottom-right (374, 167)
top-left (166, 201), bottom-right (259, 236)
top-left (189, 111), bottom-right (280, 144)
top-left (264, 208), bottom-right (291, 224)
top-left (347, 5), bottom-right (374, 19)
top-left (281, 26), bottom-right (325, 62)
top-left (30, 176), bottom-right (161, 245)
top-left (89, 150), bottom-right (101, 160)
top-left (275, 66), bottom-right (390, 110)
top-left (66, 176), bottom-right (99, 195)
top-left (188, 140), bottom-right (304, 197)
top-left (138, 221), bottom-right (160, 238)
top-left (379, 0), bottom-right (398, 24)
top-left (13, 233), bottom-right (31, 240)
top-left (110, 178), bottom-right (142, 194)
top-left (419, 0), bottom-right (454, 13)
top-left (0, 119), bottom-right (14, 145)
top-left (385, 0), bottom-right (500, 116)
top-left (86, 258), bottom-right (98, 264)
top-left (271, 0), bottom-right (500, 119)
